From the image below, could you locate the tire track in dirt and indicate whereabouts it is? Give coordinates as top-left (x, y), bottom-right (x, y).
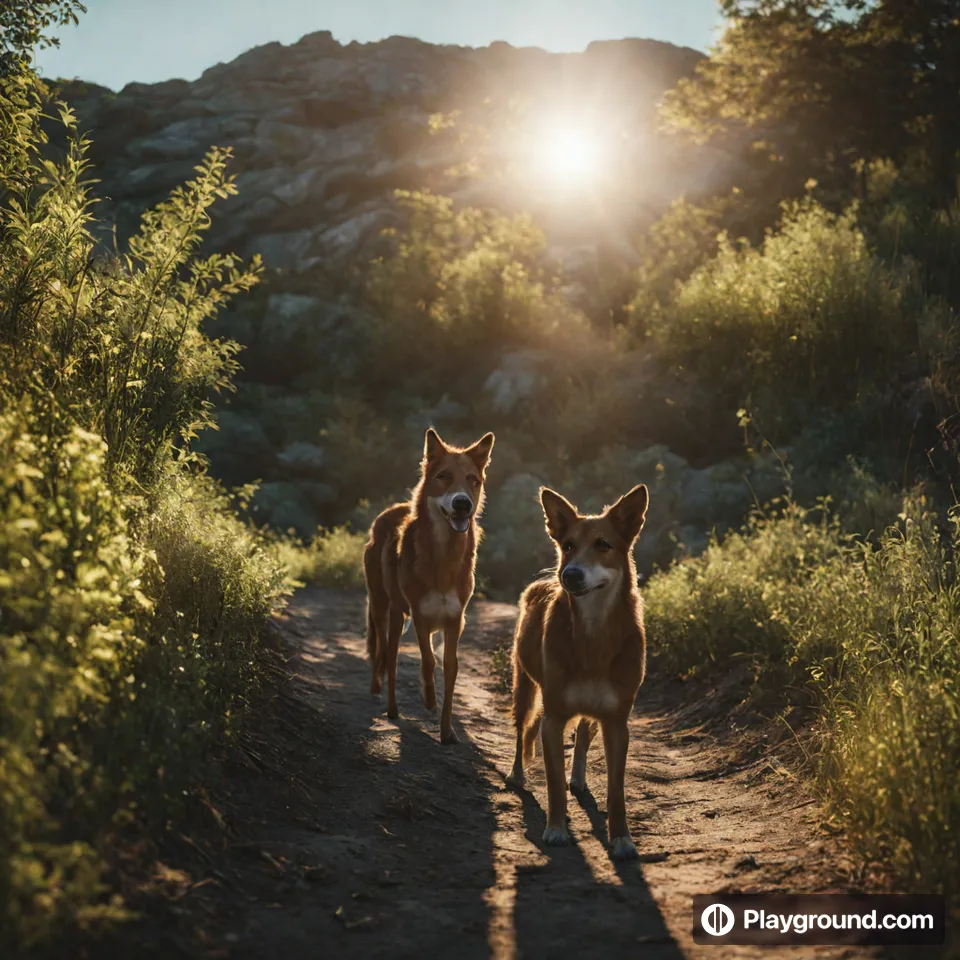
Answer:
top-left (124, 586), bottom-right (890, 960)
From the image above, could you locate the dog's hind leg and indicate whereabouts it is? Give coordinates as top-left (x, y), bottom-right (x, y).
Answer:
top-left (385, 605), bottom-right (405, 720)
top-left (507, 664), bottom-right (538, 789)
top-left (367, 598), bottom-right (388, 696)
top-left (414, 619), bottom-right (437, 714)
top-left (439, 617), bottom-right (463, 745)
top-left (570, 717), bottom-right (598, 794)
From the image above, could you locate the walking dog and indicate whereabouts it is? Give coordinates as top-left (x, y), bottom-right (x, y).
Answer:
top-left (364, 427), bottom-right (495, 744)
top-left (507, 483), bottom-right (649, 860)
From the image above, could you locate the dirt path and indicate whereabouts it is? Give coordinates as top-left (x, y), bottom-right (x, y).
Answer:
top-left (121, 587), bottom-right (890, 960)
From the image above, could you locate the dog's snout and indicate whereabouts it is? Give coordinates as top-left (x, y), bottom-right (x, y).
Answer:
top-left (561, 565), bottom-right (585, 591)
top-left (452, 494), bottom-right (473, 515)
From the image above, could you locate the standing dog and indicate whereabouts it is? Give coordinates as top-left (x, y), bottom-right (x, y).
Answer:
top-left (507, 483), bottom-right (649, 860)
top-left (364, 427), bottom-right (495, 744)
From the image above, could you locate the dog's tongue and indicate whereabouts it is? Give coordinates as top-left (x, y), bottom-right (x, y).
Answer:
top-left (450, 516), bottom-right (471, 533)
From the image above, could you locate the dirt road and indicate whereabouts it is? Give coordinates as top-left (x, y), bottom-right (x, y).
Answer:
top-left (120, 587), bottom-right (891, 960)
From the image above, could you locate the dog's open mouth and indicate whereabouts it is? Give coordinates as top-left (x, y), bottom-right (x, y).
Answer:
top-left (441, 508), bottom-right (472, 533)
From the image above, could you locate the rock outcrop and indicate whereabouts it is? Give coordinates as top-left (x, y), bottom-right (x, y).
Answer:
top-left (58, 32), bottom-right (734, 276)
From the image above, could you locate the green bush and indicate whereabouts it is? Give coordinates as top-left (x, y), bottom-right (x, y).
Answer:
top-left (646, 495), bottom-right (960, 894)
top-left (365, 189), bottom-right (587, 391)
top-left (0, 69), bottom-right (285, 950)
top-left (0, 405), bottom-right (145, 945)
top-left (647, 197), bottom-right (918, 436)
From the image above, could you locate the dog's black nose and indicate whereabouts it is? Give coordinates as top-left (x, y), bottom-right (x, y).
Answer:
top-left (561, 566), bottom-right (585, 592)
top-left (452, 494), bottom-right (473, 515)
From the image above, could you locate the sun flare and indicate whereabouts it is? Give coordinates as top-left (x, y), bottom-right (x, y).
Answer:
top-left (537, 122), bottom-right (605, 187)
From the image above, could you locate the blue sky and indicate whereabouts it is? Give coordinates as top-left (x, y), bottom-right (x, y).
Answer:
top-left (35, 0), bottom-right (724, 91)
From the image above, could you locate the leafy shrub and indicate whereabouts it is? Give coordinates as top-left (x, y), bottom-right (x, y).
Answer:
top-left (0, 75), bottom-right (259, 488)
top-left (365, 189), bottom-right (587, 392)
top-left (0, 404), bottom-right (145, 946)
top-left (647, 197), bottom-right (919, 437)
top-left (0, 69), bottom-right (284, 950)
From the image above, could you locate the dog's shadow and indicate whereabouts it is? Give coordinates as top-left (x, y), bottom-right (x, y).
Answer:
top-left (515, 779), bottom-right (643, 878)
top-left (511, 779), bottom-right (680, 955)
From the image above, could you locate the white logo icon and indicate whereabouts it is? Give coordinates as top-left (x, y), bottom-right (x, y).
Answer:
top-left (701, 903), bottom-right (735, 937)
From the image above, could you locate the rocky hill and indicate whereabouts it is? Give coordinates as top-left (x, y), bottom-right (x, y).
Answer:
top-left (60, 32), bottom-right (733, 272)
top-left (51, 32), bottom-right (764, 584)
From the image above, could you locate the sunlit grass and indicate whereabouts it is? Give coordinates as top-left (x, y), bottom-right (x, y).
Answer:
top-left (647, 496), bottom-right (960, 895)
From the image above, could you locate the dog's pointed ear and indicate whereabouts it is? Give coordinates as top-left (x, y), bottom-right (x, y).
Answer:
top-left (606, 484), bottom-right (649, 544)
top-left (423, 427), bottom-right (446, 463)
top-left (465, 432), bottom-right (495, 471)
top-left (540, 487), bottom-right (578, 542)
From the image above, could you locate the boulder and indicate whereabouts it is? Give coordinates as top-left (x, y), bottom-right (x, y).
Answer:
top-left (249, 481), bottom-right (318, 536)
top-left (483, 350), bottom-right (551, 415)
top-left (277, 441), bottom-right (327, 477)
top-left (480, 472), bottom-right (554, 594)
top-left (402, 396), bottom-right (470, 435)
top-left (195, 411), bottom-right (276, 485)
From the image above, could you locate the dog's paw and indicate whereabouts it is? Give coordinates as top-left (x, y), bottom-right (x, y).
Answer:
top-left (609, 835), bottom-right (639, 861)
top-left (440, 728), bottom-right (460, 745)
top-left (542, 825), bottom-right (571, 846)
top-left (569, 774), bottom-right (589, 795)
top-left (420, 683), bottom-right (437, 713)
top-left (569, 756), bottom-right (588, 794)
top-left (505, 768), bottom-right (526, 791)
top-left (386, 705), bottom-right (399, 720)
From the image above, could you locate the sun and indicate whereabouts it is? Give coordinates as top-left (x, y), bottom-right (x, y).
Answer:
top-left (534, 120), bottom-right (606, 190)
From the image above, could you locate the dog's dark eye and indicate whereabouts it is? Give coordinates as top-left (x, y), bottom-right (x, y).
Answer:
top-left (562, 541), bottom-right (575, 553)
top-left (435, 470), bottom-right (452, 482)
top-left (596, 539), bottom-right (613, 551)
top-left (468, 474), bottom-right (481, 487)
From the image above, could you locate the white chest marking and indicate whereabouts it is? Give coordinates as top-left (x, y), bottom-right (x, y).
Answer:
top-left (419, 589), bottom-right (463, 621)
top-left (563, 680), bottom-right (620, 716)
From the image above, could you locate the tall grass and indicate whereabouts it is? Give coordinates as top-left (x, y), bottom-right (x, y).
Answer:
top-left (647, 496), bottom-right (960, 893)
top-left (271, 525), bottom-right (367, 590)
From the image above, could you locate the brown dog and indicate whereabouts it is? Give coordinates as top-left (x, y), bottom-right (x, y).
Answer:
top-left (364, 427), bottom-right (495, 744)
top-left (507, 483), bottom-right (648, 859)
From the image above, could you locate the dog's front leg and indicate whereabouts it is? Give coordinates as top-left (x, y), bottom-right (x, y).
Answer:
top-left (541, 714), bottom-right (570, 845)
top-left (439, 617), bottom-right (463, 744)
top-left (570, 717), bottom-right (598, 794)
top-left (414, 619), bottom-right (437, 713)
top-left (601, 717), bottom-right (638, 860)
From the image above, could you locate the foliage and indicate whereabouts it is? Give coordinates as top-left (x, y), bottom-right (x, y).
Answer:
top-left (0, 74), bottom-right (261, 487)
top-left (662, 0), bottom-right (960, 201)
top-left (0, 0), bottom-right (85, 68)
top-left (647, 494), bottom-right (960, 892)
top-left (646, 500), bottom-right (847, 679)
top-left (365, 189), bottom-right (586, 390)
top-left (646, 196), bottom-right (919, 436)
top-left (0, 68), bottom-right (283, 951)
top-left (629, 191), bottom-right (740, 333)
